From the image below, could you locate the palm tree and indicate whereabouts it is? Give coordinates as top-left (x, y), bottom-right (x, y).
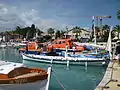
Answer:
top-left (55, 30), bottom-right (61, 39)
top-left (102, 25), bottom-right (110, 35)
top-left (113, 25), bottom-right (120, 39)
top-left (47, 28), bottom-right (55, 36)
top-left (60, 30), bottom-right (66, 38)
top-left (71, 26), bottom-right (82, 39)
top-left (117, 10), bottom-right (120, 20)
top-left (102, 25), bottom-right (110, 42)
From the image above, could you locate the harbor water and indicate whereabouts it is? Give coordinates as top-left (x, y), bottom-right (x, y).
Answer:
top-left (0, 47), bottom-right (107, 90)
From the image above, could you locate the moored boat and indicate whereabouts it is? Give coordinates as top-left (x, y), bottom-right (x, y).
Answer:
top-left (0, 43), bottom-right (7, 48)
top-left (19, 42), bottom-right (42, 54)
top-left (47, 38), bottom-right (85, 52)
top-left (0, 60), bottom-right (51, 90)
top-left (22, 52), bottom-right (110, 66)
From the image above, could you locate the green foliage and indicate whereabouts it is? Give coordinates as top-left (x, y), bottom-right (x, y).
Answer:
top-left (55, 30), bottom-right (61, 39)
top-left (90, 25), bottom-right (111, 42)
top-left (71, 26), bottom-right (82, 34)
top-left (47, 28), bottom-right (54, 35)
top-left (113, 25), bottom-right (120, 39)
top-left (7, 24), bottom-right (44, 40)
top-left (113, 25), bottom-right (120, 33)
top-left (117, 10), bottom-right (120, 20)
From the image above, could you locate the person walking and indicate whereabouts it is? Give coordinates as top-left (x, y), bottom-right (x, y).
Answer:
top-left (115, 41), bottom-right (120, 65)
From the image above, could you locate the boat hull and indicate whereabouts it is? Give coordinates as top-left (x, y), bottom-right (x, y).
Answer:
top-left (19, 50), bottom-right (40, 55)
top-left (22, 54), bottom-right (109, 66)
top-left (0, 80), bottom-right (47, 90)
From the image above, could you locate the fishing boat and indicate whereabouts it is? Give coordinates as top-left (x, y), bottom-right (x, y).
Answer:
top-left (22, 51), bottom-right (110, 66)
top-left (19, 42), bottom-right (42, 54)
top-left (0, 60), bottom-right (51, 90)
top-left (22, 40), bottom-right (110, 66)
top-left (47, 38), bottom-right (85, 52)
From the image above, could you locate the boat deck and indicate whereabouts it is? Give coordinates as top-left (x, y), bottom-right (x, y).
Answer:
top-left (15, 72), bottom-right (40, 79)
top-left (95, 60), bottom-right (120, 90)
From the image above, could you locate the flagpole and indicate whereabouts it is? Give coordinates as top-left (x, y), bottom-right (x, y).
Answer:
top-left (92, 16), bottom-right (97, 54)
top-left (92, 16), bottom-right (97, 45)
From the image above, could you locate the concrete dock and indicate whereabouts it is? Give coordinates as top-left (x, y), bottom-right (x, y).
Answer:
top-left (95, 61), bottom-right (120, 90)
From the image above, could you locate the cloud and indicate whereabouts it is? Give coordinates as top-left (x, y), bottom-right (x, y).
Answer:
top-left (0, 3), bottom-right (70, 32)
top-left (0, 4), bottom-right (25, 31)
top-left (20, 9), bottom-right (68, 30)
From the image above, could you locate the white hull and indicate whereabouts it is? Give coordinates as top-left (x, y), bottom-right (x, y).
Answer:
top-left (22, 54), bottom-right (109, 66)
top-left (0, 80), bottom-right (47, 90)
top-left (0, 45), bottom-right (6, 48)
top-left (0, 61), bottom-right (52, 90)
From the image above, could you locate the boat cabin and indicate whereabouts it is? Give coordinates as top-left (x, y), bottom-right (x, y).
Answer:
top-left (19, 42), bottom-right (42, 54)
top-left (47, 39), bottom-right (73, 52)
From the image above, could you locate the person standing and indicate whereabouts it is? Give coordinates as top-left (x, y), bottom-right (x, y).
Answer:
top-left (115, 41), bottom-right (120, 65)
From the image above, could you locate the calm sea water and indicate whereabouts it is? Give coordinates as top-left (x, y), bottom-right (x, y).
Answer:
top-left (0, 47), bottom-right (107, 90)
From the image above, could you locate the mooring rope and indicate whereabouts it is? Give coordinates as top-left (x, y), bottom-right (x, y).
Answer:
top-left (52, 70), bottom-right (66, 90)
top-left (52, 69), bottom-right (76, 90)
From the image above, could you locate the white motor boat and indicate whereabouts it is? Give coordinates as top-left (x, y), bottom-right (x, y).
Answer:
top-left (0, 60), bottom-right (51, 90)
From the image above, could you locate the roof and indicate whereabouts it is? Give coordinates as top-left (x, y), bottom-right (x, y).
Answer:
top-left (0, 61), bottom-right (24, 74)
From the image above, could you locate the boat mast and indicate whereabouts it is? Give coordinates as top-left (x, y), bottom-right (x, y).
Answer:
top-left (92, 16), bottom-right (97, 45)
top-left (92, 16), bottom-right (98, 54)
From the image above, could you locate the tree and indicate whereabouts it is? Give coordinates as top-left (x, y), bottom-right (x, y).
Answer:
top-left (90, 26), bottom-right (101, 42)
top-left (55, 30), bottom-right (61, 39)
top-left (71, 26), bottom-right (82, 40)
top-left (38, 29), bottom-right (44, 36)
top-left (117, 10), bottom-right (120, 20)
top-left (102, 25), bottom-right (110, 42)
top-left (47, 28), bottom-right (55, 36)
top-left (30, 24), bottom-right (36, 39)
top-left (72, 26), bottom-right (81, 34)
top-left (16, 26), bottom-right (21, 38)
top-left (60, 30), bottom-right (66, 38)
top-left (0, 32), bottom-right (4, 41)
top-left (113, 25), bottom-right (120, 39)
top-left (31, 24), bottom-right (35, 29)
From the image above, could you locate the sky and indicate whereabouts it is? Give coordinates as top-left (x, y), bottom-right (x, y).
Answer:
top-left (0, 0), bottom-right (120, 32)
